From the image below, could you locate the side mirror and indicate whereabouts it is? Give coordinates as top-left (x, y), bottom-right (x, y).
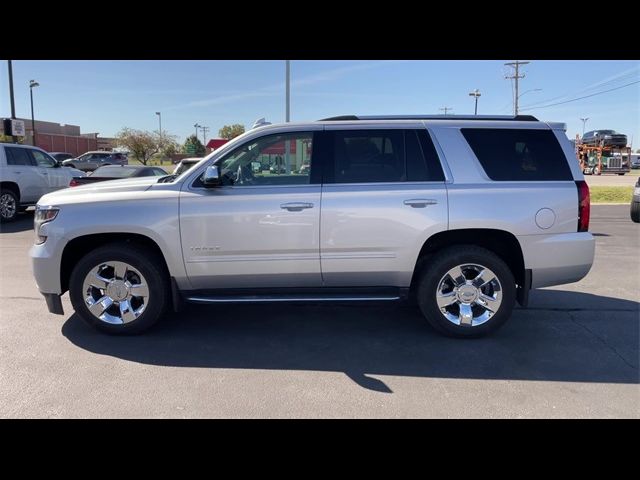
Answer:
top-left (203, 165), bottom-right (222, 187)
top-left (54, 160), bottom-right (62, 168)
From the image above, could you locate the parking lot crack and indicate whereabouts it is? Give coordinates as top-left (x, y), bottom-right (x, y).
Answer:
top-left (566, 312), bottom-right (638, 371)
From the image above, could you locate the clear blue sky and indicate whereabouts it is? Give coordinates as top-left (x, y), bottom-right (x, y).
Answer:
top-left (1, 60), bottom-right (638, 147)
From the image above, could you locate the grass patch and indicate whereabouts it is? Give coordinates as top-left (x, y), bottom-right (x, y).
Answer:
top-left (590, 186), bottom-right (634, 203)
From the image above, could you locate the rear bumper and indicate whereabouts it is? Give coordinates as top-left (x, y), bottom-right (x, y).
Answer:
top-left (518, 232), bottom-right (595, 288)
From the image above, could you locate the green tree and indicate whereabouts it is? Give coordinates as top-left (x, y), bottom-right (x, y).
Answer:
top-left (115, 127), bottom-right (176, 165)
top-left (160, 140), bottom-right (180, 159)
top-left (183, 135), bottom-right (206, 156)
top-left (218, 124), bottom-right (245, 140)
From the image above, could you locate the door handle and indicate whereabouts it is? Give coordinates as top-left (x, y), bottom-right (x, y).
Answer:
top-left (403, 199), bottom-right (438, 208)
top-left (280, 202), bottom-right (314, 212)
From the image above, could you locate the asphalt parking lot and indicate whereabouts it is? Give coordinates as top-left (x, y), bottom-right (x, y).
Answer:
top-left (0, 205), bottom-right (638, 418)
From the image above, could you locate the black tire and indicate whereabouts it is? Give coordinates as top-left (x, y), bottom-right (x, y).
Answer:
top-left (631, 202), bottom-right (640, 223)
top-left (618, 173), bottom-right (625, 176)
top-left (0, 188), bottom-right (19, 223)
top-left (69, 242), bottom-right (170, 334)
top-left (416, 245), bottom-right (516, 338)
top-left (592, 166), bottom-right (600, 175)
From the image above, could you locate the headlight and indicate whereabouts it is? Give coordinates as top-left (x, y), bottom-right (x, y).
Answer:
top-left (34, 206), bottom-right (59, 244)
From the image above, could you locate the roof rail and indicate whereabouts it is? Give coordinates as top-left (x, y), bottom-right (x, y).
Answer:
top-left (320, 114), bottom-right (538, 122)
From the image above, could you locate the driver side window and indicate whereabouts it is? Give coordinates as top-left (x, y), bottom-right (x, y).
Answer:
top-left (217, 132), bottom-right (314, 186)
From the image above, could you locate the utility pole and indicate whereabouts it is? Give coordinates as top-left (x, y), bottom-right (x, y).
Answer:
top-left (285, 60), bottom-right (290, 122)
top-left (504, 60), bottom-right (530, 115)
top-left (580, 117), bottom-right (589, 137)
top-left (439, 107), bottom-right (453, 115)
top-left (469, 89), bottom-right (481, 115)
top-left (200, 126), bottom-right (209, 146)
top-left (7, 60), bottom-right (16, 143)
top-left (194, 123), bottom-right (200, 139)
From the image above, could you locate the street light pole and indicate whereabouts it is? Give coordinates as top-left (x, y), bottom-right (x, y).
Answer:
top-left (194, 123), bottom-right (200, 140)
top-left (29, 80), bottom-right (40, 146)
top-left (285, 60), bottom-right (290, 122)
top-left (155, 112), bottom-right (162, 139)
top-left (468, 89), bottom-right (481, 115)
top-left (580, 117), bottom-right (589, 136)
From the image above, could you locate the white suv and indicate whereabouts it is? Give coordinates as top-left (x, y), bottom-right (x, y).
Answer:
top-left (0, 143), bottom-right (85, 222)
top-left (30, 115), bottom-right (595, 337)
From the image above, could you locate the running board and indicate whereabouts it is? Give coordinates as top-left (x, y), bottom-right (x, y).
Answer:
top-left (185, 294), bottom-right (401, 304)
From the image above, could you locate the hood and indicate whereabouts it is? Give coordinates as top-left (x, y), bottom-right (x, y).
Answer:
top-left (38, 176), bottom-right (161, 206)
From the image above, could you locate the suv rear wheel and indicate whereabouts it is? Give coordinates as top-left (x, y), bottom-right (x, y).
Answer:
top-left (0, 188), bottom-right (18, 222)
top-left (69, 243), bottom-right (170, 334)
top-left (416, 246), bottom-right (516, 338)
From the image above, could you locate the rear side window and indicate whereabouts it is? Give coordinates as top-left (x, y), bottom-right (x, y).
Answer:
top-left (461, 128), bottom-right (573, 181)
top-left (5, 147), bottom-right (35, 166)
top-left (327, 129), bottom-right (445, 184)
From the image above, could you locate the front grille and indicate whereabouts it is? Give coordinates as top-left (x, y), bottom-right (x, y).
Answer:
top-left (608, 157), bottom-right (622, 168)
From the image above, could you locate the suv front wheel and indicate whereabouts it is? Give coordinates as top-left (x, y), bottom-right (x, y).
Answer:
top-left (416, 246), bottom-right (516, 338)
top-left (69, 243), bottom-right (170, 334)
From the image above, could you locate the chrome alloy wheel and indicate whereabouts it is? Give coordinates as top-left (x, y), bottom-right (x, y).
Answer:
top-left (0, 193), bottom-right (16, 220)
top-left (82, 261), bottom-right (150, 324)
top-left (436, 263), bottom-right (502, 327)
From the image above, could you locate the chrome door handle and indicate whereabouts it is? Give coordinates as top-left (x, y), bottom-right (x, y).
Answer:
top-left (403, 199), bottom-right (437, 208)
top-left (280, 202), bottom-right (314, 212)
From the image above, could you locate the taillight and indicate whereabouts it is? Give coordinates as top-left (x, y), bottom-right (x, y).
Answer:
top-left (576, 180), bottom-right (590, 232)
top-left (69, 178), bottom-right (80, 187)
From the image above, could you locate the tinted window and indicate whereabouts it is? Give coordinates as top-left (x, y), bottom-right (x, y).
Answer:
top-left (328, 129), bottom-right (444, 184)
top-left (151, 168), bottom-right (167, 176)
top-left (5, 147), bottom-right (35, 166)
top-left (332, 130), bottom-right (405, 183)
top-left (461, 128), bottom-right (573, 181)
top-left (92, 166), bottom-right (137, 178)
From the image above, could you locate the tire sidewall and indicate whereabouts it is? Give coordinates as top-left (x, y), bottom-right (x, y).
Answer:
top-left (417, 247), bottom-right (516, 338)
top-left (0, 189), bottom-right (19, 222)
top-left (69, 244), bottom-right (168, 334)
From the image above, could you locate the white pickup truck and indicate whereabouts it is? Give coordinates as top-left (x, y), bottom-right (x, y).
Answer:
top-left (0, 143), bottom-right (85, 222)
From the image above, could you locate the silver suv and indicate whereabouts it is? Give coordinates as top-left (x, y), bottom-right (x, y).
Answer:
top-left (30, 115), bottom-right (595, 337)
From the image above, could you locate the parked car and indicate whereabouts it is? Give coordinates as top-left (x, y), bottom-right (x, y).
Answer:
top-left (581, 130), bottom-right (628, 147)
top-left (30, 114), bottom-right (595, 338)
top-left (62, 151), bottom-right (128, 172)
top-left (629, 153), bottom-right (640, 169)
top-left (0, 144), bottom-right (85, 222)
top-left (173, 158), bottom-right (203, 176)
top-left (631, 177), bottom-right (640, 223)
top-left (49, 152), bottom-right (75, 162)
top-left (69, 165), bottom-right (168, 187)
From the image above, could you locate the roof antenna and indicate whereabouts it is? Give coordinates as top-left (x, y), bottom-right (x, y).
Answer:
top-left (252, 117), bottom-right (271, 129)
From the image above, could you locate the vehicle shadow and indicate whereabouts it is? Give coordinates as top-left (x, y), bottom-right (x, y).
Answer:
top-left (61, 290), bottom-right (639, 392)
top-left (0, 211), bottom-right (34, 234)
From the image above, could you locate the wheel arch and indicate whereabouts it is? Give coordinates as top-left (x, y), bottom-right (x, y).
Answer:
top-left (60, 233), bottom-right (170, 294)
top-left (1, 181), bottom-right (21, 200)
top-left (410, 228), bottom-right (526, 295)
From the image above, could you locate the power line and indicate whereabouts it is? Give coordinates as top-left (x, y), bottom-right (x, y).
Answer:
top-left (439, 107), bottom-right (453, 115)
top-left (520, 71), bottom-right (639, 110)
top-left (520, 80), bottom-right (640, 111)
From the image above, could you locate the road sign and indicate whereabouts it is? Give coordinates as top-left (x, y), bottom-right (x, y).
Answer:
top-left (10, 119), bottom-right (25, 136)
